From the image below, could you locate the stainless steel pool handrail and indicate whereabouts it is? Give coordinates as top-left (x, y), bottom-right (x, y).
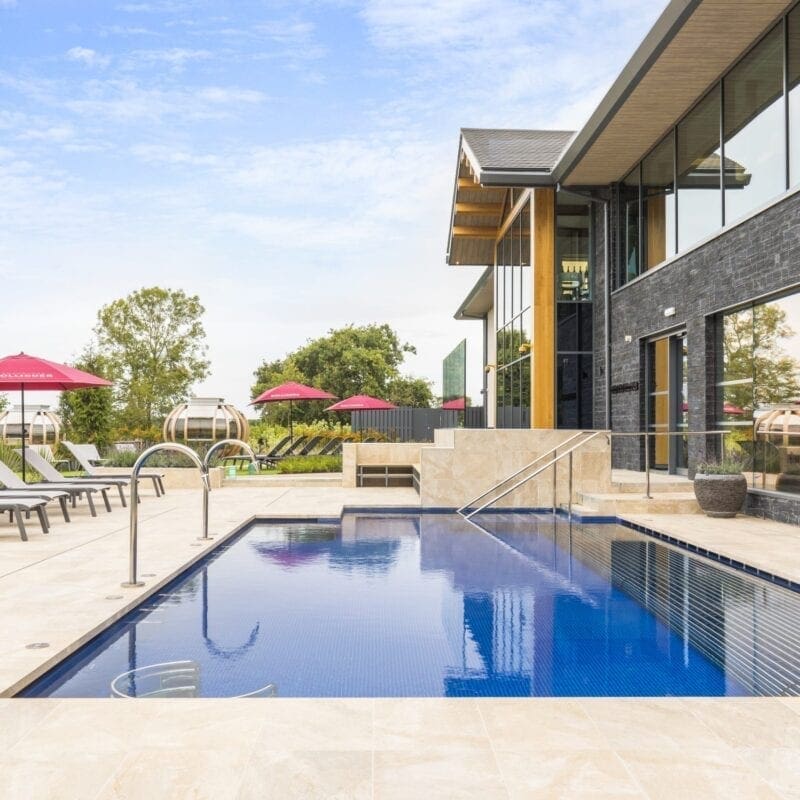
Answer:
top-left (202, 439), bottom-right (256, 543)
top-left (122, 443), bottom-right (210, 588)
top-left (461, 431), bottom-right (608, 521)
top-left (456, 430), bottom-right (591, 515)
top-left (202, 438), bottom-right (257, 471)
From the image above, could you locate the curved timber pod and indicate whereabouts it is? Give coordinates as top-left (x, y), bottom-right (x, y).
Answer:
top-left (163, 398), bottom-right (249, 454)
top-left (0, 405), bottom-right (61, 446)
top-left (754, 403), bottom-right (800, 492)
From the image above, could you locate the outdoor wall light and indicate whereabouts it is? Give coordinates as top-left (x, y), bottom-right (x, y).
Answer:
top-left (664, 307), bottom-right (676, 317)
top-left (624, 335), bottom-right (633, 343)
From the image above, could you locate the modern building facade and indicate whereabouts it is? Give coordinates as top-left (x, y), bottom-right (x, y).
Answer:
top-left (449, 0), bottom-right (800, 523)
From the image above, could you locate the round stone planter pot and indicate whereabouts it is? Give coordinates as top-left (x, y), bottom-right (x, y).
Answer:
top-left (693, 473), bottom-right (748, 518)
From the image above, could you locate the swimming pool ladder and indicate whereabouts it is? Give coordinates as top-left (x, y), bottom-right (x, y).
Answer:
top-left (122, 442), bottom-right (210, 588)
top-left (457, 430), bottom-right (608, 521)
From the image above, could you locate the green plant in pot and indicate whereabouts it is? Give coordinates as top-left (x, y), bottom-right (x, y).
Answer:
top-left (693, 457), bottom-right (748, 518)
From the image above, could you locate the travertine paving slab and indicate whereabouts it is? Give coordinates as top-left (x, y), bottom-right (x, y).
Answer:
top-left (623, 512), bottom-right (800, 584)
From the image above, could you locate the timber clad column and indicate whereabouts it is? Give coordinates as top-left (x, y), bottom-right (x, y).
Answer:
top-left (531, 187), bottom-right (555, 428)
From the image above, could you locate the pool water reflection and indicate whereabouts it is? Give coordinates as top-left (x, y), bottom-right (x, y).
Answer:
top-left (21, 514), bottom-right (800, 697)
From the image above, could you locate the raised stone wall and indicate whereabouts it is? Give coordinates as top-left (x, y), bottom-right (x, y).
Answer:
top-left (419, 429), bottom-right (611, 510)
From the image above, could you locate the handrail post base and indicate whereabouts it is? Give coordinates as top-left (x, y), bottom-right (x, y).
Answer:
top-left (121, 581), bottom-right (145, 588)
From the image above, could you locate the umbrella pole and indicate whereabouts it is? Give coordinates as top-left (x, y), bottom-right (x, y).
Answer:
top-left (289, 399), bottom-right (293, 443)
top-left (20, 385), bottom-right (26, 483)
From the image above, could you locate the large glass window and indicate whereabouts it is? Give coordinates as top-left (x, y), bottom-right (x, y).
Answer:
top-left (789, 8), bottom-right (800, 185)
top-left (677, 85), bottom-right (722, 251)
top-left (642, 131), bottom-right (676, 270)
top-left (556, 191), bottom-right (593, 429)
top-left (616, 8), bottom-right (800, 287)
top-left (717, 291), bottom-right (800, 495)
top-left (495, 199), bottom-right (531, 429)
top-left (724, 24), bottom-right (785, 222)
top-left (620, 165), bottom-right (641, 282)
top-left (556, 196), bottom-right (591, 301)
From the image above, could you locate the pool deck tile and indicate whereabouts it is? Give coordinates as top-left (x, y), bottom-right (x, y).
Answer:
top-left (622, 512), bottom-right (800, 586)
top-left (2, 486), bottom-right (800, 798)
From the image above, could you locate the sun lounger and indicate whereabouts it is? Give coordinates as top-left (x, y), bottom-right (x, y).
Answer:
top-left (2, 454), bottom-right (113, 517)
top-left (318, 437), bottom-right (343, 456)
top-left (0, 496), bottom-right (50, 541)
top-left (0, 488), bottom-right (71, 522)
top-left (62, 442), bottom-right (165, 498)
top-left (297, 436), bottom-right (324, 456)
top-left (256, 436), bottom-right (310, 467)
top-left (259, 435), bottom-right (291, 459)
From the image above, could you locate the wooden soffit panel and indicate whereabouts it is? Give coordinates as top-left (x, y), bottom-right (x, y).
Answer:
top-left (447, 155), bottom-right (506, 266)
top-left (561, 0), bottom-right (791, 186)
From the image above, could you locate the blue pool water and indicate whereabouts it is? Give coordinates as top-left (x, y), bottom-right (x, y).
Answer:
top-left (22, 513), bottom-right (800, 698)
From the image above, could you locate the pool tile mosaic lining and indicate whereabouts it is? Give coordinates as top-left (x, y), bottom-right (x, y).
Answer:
top-left (21, 513), bottom-right (800, 698)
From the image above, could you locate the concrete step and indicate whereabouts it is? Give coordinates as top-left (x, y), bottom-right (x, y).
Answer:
top-left (610, 480), bottom-right (694, 494)
top-left (576, 491), bottom-right (701, 515)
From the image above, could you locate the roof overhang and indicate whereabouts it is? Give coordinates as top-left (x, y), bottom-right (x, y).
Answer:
top-left (447, 128), bottom-right (574, 266)
top-left (446, 144), bottom-right (507, 268)
top-left (454, 266), bottom-right (494, 320)
top-left (556, 0), bottom-right (793, 186)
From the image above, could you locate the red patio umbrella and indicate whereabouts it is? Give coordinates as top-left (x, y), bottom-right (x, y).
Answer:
top-left (325, 395), bottom-right (396, 441)
top-left (681, 402), bottom-right (744, 415)
top-left (325, 395), bottom-right (397, 412)
top-left (441, 397), bottom-right (466, 410)
top-left (0, 352), bottom-right (112, 481)
top-left (251, 381), bottom-right (336, 441)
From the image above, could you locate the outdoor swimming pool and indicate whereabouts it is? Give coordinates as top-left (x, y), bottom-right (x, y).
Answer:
top-left (21, 513), bottom-right (800, 698)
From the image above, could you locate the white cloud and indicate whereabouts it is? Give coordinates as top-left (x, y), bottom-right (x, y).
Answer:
top-left (126, 47), bottom-right (213, 70)
top-left (130, 142), bottom-right (220, 166)
top-left (66, 47), bottom-right (111, 68)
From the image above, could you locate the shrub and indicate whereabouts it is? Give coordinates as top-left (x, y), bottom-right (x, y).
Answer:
top-left (276, 455), bottom-right (342, 474)
top-left (695, 456), bottom-right (748, 475)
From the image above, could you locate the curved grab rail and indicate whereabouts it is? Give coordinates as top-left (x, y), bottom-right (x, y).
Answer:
top-left (202, 438), bottom-right (257, 471)
top-left (123, 442), bottom-right (209, 588)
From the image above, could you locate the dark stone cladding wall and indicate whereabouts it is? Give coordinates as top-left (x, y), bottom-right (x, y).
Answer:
top-left (602, 189), bottom-right (800, 520)
top-left (745, 491), bottom-right (800, 526)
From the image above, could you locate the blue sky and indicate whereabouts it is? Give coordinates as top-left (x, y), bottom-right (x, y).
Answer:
top-left (0, 0), bottom-right (665, 410)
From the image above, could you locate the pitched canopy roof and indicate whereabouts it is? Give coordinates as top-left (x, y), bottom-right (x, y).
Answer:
top-left (447, 129), bottom-right (574, 267)
top-left (461, 129), bottom-right (575, 185)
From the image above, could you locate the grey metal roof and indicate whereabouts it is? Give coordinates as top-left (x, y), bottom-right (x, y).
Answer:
top-left (461, 128), bottom-right (575, 175)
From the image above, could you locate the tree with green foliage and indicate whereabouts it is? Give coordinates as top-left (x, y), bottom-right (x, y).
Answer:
top-left (722, 305), bottom-right (800, 412)
top-left (95, 287), bottom-right (210, 431)
top-left (385, 376), bottom-right (434, 407)
top-left (251, 324), bottom-right (433, 423)
top-left (58, 347), bottom-right (114, 447)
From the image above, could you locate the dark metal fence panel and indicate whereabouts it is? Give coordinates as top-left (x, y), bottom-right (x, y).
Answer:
top-left (351, 407), bottom-right (485, 442)
top-left (464, 406), bottom-right (485, 429)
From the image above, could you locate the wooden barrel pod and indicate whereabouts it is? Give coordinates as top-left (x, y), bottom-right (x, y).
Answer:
top-left (754, 403), bottom-right (800, 492)
top-left (163, 398), bottom-right (250, 457)
top-left (0, 405), bottom-right (61, 447)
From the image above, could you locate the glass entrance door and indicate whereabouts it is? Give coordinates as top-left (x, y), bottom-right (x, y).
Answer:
top-left (648, 332), bottom-right (688, 474)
